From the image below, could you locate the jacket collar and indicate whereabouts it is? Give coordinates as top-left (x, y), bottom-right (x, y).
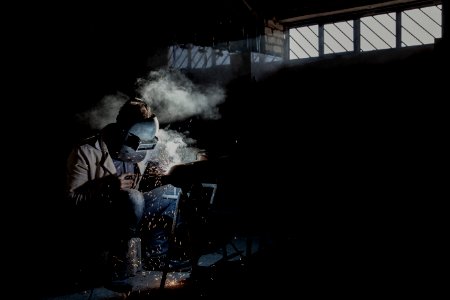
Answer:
top-left (96, 135), bottom-right (117, 175)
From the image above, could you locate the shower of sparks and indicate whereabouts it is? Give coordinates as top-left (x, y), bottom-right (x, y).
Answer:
top-left (164, 279), bottom-right (179, 287)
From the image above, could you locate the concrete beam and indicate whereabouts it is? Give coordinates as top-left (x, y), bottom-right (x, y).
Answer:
top-left (279, 0), bottom-right (439, 24)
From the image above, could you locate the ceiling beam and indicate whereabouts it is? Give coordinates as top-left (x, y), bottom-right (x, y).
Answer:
top-left (279, 0), bottom-right (440, 25)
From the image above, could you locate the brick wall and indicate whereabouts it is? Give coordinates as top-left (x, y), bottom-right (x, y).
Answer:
top-left (263, 18), bottom-right (285, 57)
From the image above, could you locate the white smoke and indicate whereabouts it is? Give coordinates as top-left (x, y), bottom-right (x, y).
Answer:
top-left (75, 69), bottom-right (221, 168)
top-left (137, 69), bottom-right (226, 123)
top-left (145, 129), bottom-right (199, 172)
top-left (77, 69), bottom-right (226, 129)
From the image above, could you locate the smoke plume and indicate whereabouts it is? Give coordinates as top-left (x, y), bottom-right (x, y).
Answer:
top-left (75, 69), bottom-right (221, 167)
top-left (145, 129), bottom-right (200, 172)
top-left (137, 69), bottom-right (226, 123)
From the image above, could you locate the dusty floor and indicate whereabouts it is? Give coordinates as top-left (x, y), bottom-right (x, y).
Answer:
top-left (37, 235), bottom-right (270, 300)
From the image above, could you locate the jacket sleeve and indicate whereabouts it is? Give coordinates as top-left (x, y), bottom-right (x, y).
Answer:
top-left (66, 146), bottom-right (120, 207)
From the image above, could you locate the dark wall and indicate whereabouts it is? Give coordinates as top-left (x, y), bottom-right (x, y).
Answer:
top-left (228, 44), bottom-right (445, 212)
top-left (168, 44), bottom-right (446, 269)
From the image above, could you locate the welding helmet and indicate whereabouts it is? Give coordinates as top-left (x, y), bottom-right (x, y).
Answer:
top-left (116, 114), bottom-right (159, 162)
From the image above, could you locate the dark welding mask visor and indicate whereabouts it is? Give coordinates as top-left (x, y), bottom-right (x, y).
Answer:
top-left (123, 134), bottom-right (159, 151)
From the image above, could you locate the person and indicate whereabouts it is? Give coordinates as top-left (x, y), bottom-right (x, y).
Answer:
top-left (65, 97), bottom-right (189, 288)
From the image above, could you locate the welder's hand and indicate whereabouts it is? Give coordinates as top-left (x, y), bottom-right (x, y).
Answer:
top-left (118, 173), bottom-right (136, 190)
